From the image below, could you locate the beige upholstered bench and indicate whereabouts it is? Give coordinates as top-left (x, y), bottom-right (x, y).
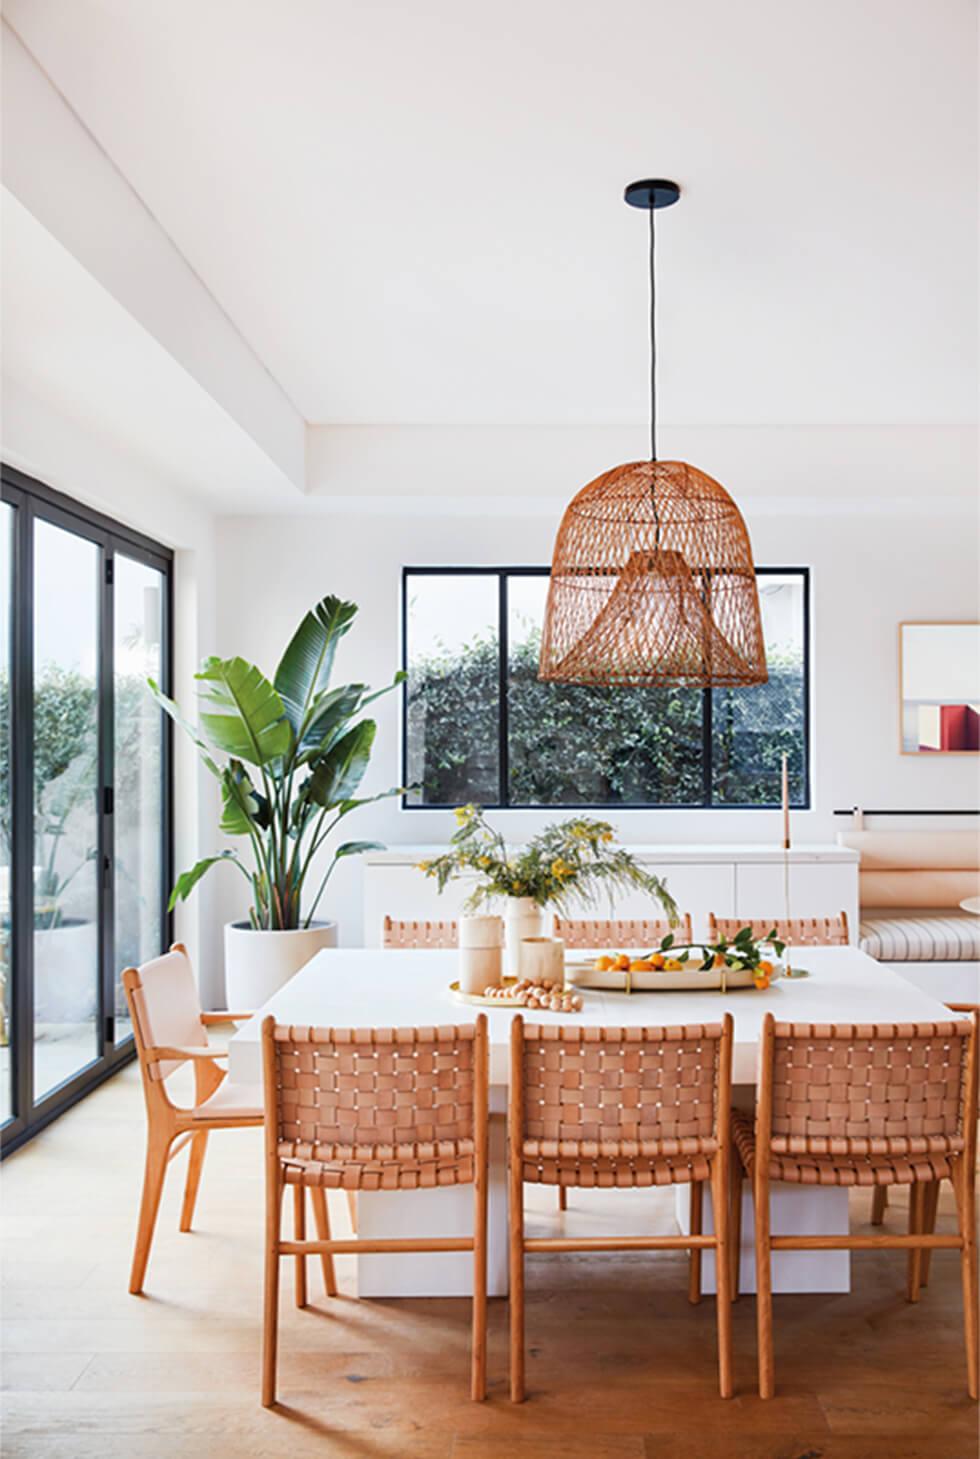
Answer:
top-left (838, 831), bottom-right (980, 1003)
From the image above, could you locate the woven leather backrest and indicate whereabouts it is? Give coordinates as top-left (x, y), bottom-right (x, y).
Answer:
top-left (130, 947), bottom-right (203, 1081)
top-left (553, 915), bottom-right (693, 948)
top-left (382, 917), bottom-right (459, 949)
top-left (709, 915), bottom-right (848, 947)
top-left (519, 1023), bottom-right (723, 1152)
top-left (768, 1020), bottom-right (973, 1155)
top-left (270, 1023), bottom-right (477, 1157)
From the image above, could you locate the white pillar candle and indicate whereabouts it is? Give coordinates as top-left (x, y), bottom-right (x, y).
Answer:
top-left (518, 936), bottom-right (565, 986)
top-left (459, 914), bottom-right (503, 994)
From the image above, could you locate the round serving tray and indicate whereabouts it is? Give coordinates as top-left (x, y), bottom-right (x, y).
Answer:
top-left (564, 956), bottom-right (789, 993)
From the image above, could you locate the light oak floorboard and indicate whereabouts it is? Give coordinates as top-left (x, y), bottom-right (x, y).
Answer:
top-left (1, 1056), bottom-right (976, 1458)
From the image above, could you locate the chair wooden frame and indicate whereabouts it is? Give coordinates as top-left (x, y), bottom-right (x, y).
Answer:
top-left (122, 943), bottom-right (260, 1295)
top-left (733, 1011), bottom-right (978, 1399)
top-left (552, 914), bottom-right (694, 948)
top-left (870, 1004), bottom-right (979, 1272)
top-left (707, 913), bottom-right (849, 946)
top-left (508, 1014), bottom-right (734, 1401)
top-left (261, 1014), bottom-right (489, 1408)
top-left (382, 916), bottom-right (459, 949)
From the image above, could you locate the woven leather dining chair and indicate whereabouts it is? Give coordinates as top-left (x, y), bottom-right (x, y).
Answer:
top-left (707, 913), bottom-right (849, 946)
top-left (261, 1015), bottom-right (489, 1407)
top-left (508, 1015), bottom-right (734, 1401)
top-left (550, 922), bottom-right (699, 1210)
top-left (122, 943), bottom-right (264, 1295)
top-left (870, 1003), bottom-right (980, 1240)
top-left (732, 1012), bottom-right (978, 1399)
top-left (382, 916), bottom-right (459, 949)
top-left (553, 914), bottom-right (694, 948)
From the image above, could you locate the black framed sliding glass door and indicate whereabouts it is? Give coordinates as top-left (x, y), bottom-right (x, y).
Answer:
top-left (1, 466), bottom-right (173, 1154)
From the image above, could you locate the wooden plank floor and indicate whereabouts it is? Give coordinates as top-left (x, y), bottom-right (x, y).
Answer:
top-left (2, 1047), bottom-right (977, 1459)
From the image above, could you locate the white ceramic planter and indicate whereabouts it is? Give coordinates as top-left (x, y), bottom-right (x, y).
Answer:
top-left (224, 920), bottom-right (338, 1008)
top-left (34, 918), bottom-right (98, 1022)
top-left (503, 897), bottom-right (545, 976)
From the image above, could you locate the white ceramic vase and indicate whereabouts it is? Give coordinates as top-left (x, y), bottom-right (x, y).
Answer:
top-left (503, 897), bottom-right (545, 976)
top-left (224, 920), bottom-right (338, 1009)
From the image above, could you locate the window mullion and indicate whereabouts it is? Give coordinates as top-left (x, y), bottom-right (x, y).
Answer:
top-left (498, 572), bottom-right (509, 807)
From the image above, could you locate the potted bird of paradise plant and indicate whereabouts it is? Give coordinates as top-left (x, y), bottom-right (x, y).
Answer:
top-left (150, 595), bottom-right (402, 1005)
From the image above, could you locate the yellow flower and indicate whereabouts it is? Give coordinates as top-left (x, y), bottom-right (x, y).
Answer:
top-left (602, 831), bottom-right (614, 843)
top-left (454, 806), bottom-right (469, 823)
top-left (415, 861), bottom-right (430, 872)
top-left (478, 856), bottom-right (492, 868)
top-left (551, 859), bottom-right (574, 879)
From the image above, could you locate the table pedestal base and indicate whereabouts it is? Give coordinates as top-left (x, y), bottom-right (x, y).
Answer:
top-left (355, 1110), bottom-right (850, 1298)
top-left (674, 1183), bottom-right (851, 1295)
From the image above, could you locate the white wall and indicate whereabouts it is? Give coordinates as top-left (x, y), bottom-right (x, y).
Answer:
top-left (212, 425), bottom-right (980, 948)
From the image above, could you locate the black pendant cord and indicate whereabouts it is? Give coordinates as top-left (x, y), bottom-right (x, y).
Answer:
top-left (649, 202), bottom-right (657, 464)
top-left (648, 202), bottom-right (662, 551)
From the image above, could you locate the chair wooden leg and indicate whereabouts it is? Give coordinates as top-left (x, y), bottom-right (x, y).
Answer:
top-left (262, 1180), bottom-right (283, 1408)
top-left (471, 1176), bottom-right (488, 1400)
top-left (754, 1171), bottom-right (774, 1399)
top-left (309, 1187), bottom-right (337, 1296)
top-left (558, 1187), bottom-right (567, 1212)
top-left (345, 1189), bottom-right (357, 1234)
top-left (179, 1131), bottom-right (208, 1233)
top-left (688, 1180), bottom-right (703, 1305)
top-left (711, 1156), bottom-right (734, 1399)
top-left (509, 1172), bottom-right (525, 1402)
top-left (871, 1185), bottom-right (888, 1226)
top-left (953, 1157), bottom-right (979, 1400)
top-left (293, 1184), bottom-right (308, 1309)
top-left (920, 1180), bottom-right (942, 1288)
top-left (129, 1128), bottom-right (174, 1295)
top-left (729, 1154), bottom-right (743, 1301)
top-left (907, 1182), bottom-right (926, 1303)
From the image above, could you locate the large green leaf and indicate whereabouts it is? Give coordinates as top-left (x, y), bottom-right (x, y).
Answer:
top-left (146, 677), bottom-right (221, 778)
top-left (359, 669), bottom-right (407, 707)
top-left (168, 851), bottom-right (249, 910)
top-left (305, 720), bottom-right (376, 808)
top-left (274, 596), bottom-right (358, 734)
top-left (298, 670), bottom-right (406, 761)
top-left (298, 683), bottom-right (366, 759)
top-left (220, 761), bottom-right (268, 836)
top-left (196, 657), bottom-right (292, 766)
top-left (333, 840), bottom-right (385, 860)
top-left (336, 785), bottom-right (403, 817)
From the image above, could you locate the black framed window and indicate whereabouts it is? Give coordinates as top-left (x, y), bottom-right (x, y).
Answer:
top-left (1, 466), bottom-right (173, 1155)
top-left (402, 566), bottom-right (809, 810)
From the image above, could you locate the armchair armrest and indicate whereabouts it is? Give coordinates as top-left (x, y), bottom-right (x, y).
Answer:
top-left (200, 1011), bottom-right (254, 1024)
top-left (146, 1045), bottom-right (228, 1062)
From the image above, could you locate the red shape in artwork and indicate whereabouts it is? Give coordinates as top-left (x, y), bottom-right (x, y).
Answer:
top-left (939, 704), bottom-right (980, 752)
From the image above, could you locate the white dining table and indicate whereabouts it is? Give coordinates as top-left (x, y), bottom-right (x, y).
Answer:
top-left (229, 945), bottom-right (961, 1300)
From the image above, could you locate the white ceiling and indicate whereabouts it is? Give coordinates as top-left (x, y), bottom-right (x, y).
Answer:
top-left (1, 191), bottom-right (297, 505)
top-left (5, 0), bottom-right (978, 428)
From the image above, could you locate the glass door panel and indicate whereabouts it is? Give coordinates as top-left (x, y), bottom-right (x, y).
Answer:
top-left (113, 555), bottom-right (165, 1040)
top-left (0, 503), bottom-right (12, 1124)
top-left (32, 519), bottom-right (100, 1100)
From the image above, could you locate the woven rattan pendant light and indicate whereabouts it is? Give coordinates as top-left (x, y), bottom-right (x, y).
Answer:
top-left (539, 179), bottom-right (768, 688)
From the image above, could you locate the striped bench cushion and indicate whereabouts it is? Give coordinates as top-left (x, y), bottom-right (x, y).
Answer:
top-left (859, 912), bottom-right (980, 963)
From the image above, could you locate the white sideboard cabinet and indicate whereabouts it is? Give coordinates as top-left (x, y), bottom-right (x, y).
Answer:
top-left (362, 844), bottom-right (859, 946)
